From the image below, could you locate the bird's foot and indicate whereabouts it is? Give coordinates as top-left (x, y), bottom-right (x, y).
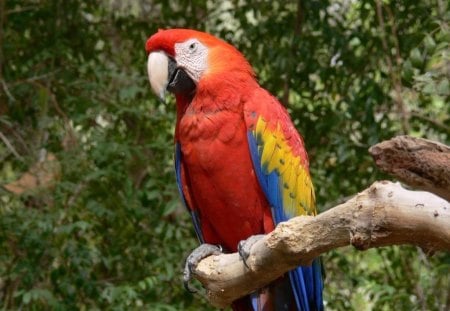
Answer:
top-left (238, 234), bottom-right (265, 269)
top-left (183, 243), bottom-right (222, 293)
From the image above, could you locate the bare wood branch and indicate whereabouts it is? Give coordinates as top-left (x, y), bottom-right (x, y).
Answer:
top-left (369, 135), bottom-right (450, 201)
top-left (191, 181), bottom-right (450, 308)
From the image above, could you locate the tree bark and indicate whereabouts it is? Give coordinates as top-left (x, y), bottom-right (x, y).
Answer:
top-left (369, 135), bottom-right (450, 201)
top-left (192, 181), bottom-right (450, 308)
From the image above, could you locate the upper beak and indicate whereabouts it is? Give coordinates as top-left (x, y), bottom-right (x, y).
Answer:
top-left (147, 52), bottom-right (196, 100)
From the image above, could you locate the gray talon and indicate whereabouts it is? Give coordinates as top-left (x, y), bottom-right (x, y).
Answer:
top-left (238, 241), bottom-right (250, 268)
top-left (183, 243), bottom-right (222, 293)
top-left (237, 234), bottom-right (265, 269)
top-left (183, 262), bottom-right (197, 293)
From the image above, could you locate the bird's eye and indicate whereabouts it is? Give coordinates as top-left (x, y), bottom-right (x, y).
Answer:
top-left (188, 42), bottom-right (197, 52)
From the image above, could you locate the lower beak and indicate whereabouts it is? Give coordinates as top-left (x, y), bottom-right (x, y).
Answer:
top-left (167, 65), bottom-right (196, 96)
top-left (147, 52), bottom-right (196, 100)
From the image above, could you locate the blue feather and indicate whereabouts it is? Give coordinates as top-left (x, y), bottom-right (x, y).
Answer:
top-left (175, 143), bottom-right (204, 243)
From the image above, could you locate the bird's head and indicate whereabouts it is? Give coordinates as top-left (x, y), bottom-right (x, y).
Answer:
top-left (145, 28), bottom-right (254, 100)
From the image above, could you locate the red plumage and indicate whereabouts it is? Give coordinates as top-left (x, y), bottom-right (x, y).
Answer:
top-left (177, 82), bottom-right (277, 252)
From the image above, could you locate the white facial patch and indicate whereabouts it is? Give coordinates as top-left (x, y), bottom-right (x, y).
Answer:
top-left (174, 39), bottom-right (208, 83)
top-left (147, 51), bottom-right (169, 99)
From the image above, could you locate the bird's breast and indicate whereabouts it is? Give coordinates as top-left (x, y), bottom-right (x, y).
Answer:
top-left (178, 108), bottom-right (245, 167)
top-left (177, 106), bottom-right (272, 250)
top-left (180, 107), bottom-right (242, 138)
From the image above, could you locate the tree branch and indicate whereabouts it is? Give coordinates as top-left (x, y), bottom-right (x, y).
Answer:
top-left (192, 181), bottom-right (450, 308)
top-left (369, 135), bottom-right (450, 201)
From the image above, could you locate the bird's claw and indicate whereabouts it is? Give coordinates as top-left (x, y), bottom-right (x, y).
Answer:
top-left (238, 234), bottom-right (265, 269)
top-left (183, 243), bottom-right (222, 293)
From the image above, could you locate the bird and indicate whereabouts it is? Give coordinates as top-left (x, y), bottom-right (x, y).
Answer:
top-left (145, 28), bottom-right (323, 311)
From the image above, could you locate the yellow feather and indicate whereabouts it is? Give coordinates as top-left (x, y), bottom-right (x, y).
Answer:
top-left (286, 163), bottom-right (298, 215)
top-left (261, 133), bottom-right (277, 171)
top-left (292, 157), bottom-right (301, 175)
top-left (255, 117), bottom-right (267, 144)
top-left (287, 162), bottom-right (297, 197)
top-left (303, 177), bottom-right (314, 215)
top-left (277, 135), bottom-right (288, 150)
top-left (260, 119), bottom-right (274, 142)
top-left (296, 168), bottom-right (308, 214)
top-left (267, 144), bottom-right (283, 173)
top-left (255, 117), bottom-right (266, 135)
top-left (266, 124), bottom-right (284, 173)
top-left (275, 137), bottom-right (290, 175)
top-left (282, 155), bottom-right (293, 186)
top-left (282, 185), bottom-right (293, 216)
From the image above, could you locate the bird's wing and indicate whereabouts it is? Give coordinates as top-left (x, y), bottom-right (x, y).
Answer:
top-left (244, 88), bottom-right (323, 311)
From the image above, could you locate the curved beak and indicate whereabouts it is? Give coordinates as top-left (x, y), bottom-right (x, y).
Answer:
top-left (147, 52), bottom-right (196, 100)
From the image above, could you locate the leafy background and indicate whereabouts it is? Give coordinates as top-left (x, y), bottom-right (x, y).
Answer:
top-left (0, 0), bottom-right (449, 310)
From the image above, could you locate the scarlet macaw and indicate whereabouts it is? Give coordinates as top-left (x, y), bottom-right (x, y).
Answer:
top-left (146, 29), bottom-right (323, 311)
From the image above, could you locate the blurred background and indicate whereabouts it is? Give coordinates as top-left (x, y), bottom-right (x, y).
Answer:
top-left (0, 0), bottom-right (449, 310)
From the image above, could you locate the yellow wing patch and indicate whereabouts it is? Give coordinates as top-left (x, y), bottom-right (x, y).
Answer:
top-left (254, 117), bottom-right (316, 217)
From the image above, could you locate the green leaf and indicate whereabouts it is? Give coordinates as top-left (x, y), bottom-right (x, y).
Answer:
top-left (410, 48), bottom-right (423, 67)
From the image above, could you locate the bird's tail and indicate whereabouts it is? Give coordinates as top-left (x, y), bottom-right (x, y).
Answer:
top-left (231, 259), bottom-right (323, 311)
top-left (231, 275), bottom-right (297, 311)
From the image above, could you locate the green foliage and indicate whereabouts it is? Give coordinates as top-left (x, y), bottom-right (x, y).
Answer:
top-left (0, 0), bottom-right (449, 310)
